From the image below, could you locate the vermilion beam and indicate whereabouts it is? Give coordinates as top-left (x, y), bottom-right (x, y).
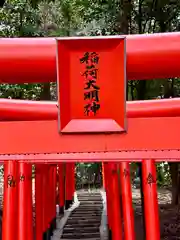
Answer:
top-left (0, 32), bottom-right (180, 83)
top-left (1, 98), bottom-right (180, 121)
top-left (0, 118), bottom-right (179, 156)
top-left (0, 151), bottom-right (180, 162)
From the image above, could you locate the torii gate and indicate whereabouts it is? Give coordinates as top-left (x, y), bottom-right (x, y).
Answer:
top-left (1, 32), bottom-right (180, 240)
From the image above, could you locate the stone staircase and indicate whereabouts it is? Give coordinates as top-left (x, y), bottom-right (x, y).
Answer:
top-left (61, 191), bottom-right (103, 240)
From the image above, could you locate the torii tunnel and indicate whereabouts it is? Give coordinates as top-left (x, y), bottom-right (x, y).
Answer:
top-left (1, 32), bottom-right (180, 240)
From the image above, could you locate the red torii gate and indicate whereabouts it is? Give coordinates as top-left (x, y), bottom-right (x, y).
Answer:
top-left (1, 33), bottom-right (180, 240)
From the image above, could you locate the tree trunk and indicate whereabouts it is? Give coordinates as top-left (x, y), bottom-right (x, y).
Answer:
top-left (169, 163), bottom-right (179, 205)
top-left (40, 83), bottom-right (51, 101)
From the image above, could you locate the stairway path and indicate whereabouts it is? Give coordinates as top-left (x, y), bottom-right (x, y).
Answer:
top-left (60, 190), bottom-right (103, 240)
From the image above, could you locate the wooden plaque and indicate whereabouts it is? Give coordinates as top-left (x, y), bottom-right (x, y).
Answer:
top-left (56, 36), bottom-right (127, 133)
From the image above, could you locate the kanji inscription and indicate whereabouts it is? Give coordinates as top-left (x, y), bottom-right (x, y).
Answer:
top-left (80, 52), bottom-right (100, 116)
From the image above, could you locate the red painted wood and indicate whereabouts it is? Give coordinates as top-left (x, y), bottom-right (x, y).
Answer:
top-left (35, 165), bottom-right (43, 240)
top-left (52, 166), bottom-right (56, 222)
top-left (70, 163), bottom-right (75, 200)
top-left (119, 162), bottom-right (135, 240)
top-left (0, 118), bottom-right (179, 156)
top-left (103, 163), bottom-right (112, 231)
top-left (1, 150), bottom-right (180, 162)
top-left (17, 163), bottom-right (29, 240)
top-left (102, 163), bottom-right (106, 188)
top-left (1, 97), bottom-right (180, 121)
top-left (108, 163), bottom-right (122, 240)
top-left (27, 164), bottom-right (33, 240)
top-left (65, 163), bottom-right (73, 201)
top-left (59, 163), bottom-right (65, 208)
top-left (3, 161), bottom-right (18, 240)
top-left (42, 166), bottom-right (48, 234)
top-left (142, 159), bottom-right (160, 240)
top-left (1, 32), bottom-right (180, 83)
top-left (57, 37), bottom-right (126, 133)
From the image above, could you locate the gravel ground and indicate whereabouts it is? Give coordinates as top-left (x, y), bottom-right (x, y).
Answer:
top-left (132, 187), bottom-right (180, 240)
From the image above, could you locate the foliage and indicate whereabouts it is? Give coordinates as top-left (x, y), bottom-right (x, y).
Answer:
top-left (76, 163), bottom-right (102, 189)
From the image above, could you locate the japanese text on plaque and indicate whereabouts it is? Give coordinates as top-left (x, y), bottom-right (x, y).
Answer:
top-left (80, 52), bottom-right (100, 116)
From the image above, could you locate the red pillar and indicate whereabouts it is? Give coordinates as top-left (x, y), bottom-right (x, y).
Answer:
top-left (42, 166), bottom-right (50, 240)
top-left (108, 163), bottom-right (122, 240)
top-left (59, 163), bottom-right (65, 214)
top-left (53, 166), bottom-right (57, 225)
top-left (17, 162), bottom-right (28, 240)
top-left (3, 160), bottom-right (18, 240)
top-left (103, 163), bottom-right (112, 237)
top-left (102, 163), bottom-right (105, 188)
top-left (47, 166), bottom-right (52, 234)
top-left (49, 165), bottom-right (57, 234)
top-left (65, 163), bottom-right (73, 209)
top-left (27, 164), bottom-right (33, 240)
top-left (70, 163), bottom-right (75, 203)
top-left (35, 164), bottom-right (43, 240)
top-left (142, 159), bottom-right (160, 240)
top-left (119, 162), bottom-right (135, 240)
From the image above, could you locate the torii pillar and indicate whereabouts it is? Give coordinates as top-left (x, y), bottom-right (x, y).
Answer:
top-left (3, 161), bottom-right (18, 240)
top-left (59, 163), bottom-right (65, 214)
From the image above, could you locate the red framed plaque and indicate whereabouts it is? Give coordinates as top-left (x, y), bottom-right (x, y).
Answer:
top-left (56, 36), bottom-right (126, 133)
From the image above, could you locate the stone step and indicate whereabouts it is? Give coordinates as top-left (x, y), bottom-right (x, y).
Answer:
top-left (77, 192), bottom-right (101, 195)
top-left (72, 213), bottom-right (101, 216)
top-left (75, 208), bottom-right (102, 213)
top-left (61, 232), bottom-right (100, 239)
top-left (73, 210), bottom-right (102, 213)
top-left (63, 226), bottom-right (99, 233)
top-left (61, 190), bottom-right (102, 240)
top-left (78, 196), bottom-right (101, 198)
top-left (74, 207), bottom-right (101, 211)
top-left (78, 198), bottom-right (101, 200)
top-left (61, 238), bottom-right (100, 240)
top-left (78, 202), bottom-right (102, 204)
top-left (68, 216), bottom-right (101, 220)
top-left (77, 195), bottom-right (101, 197)
top-left (78, 205), bottom-right (103, 210)
top-left (70, 213), bottom-right (101, 217)
top-left (78, 203), bottom-right (102, 205)
top-left (76, 205), bottom-right (102, 208)
top-left (78, 194), bottom-right (101, 196)
top-left (79, 203), bottom-right (102, 205)
top-left (67, 218), bottom-right (101, 222)
top-left (78, 202), bottom-right (101, 204)
top-left (66, 219), bottom-right (100, 224)
top-left (65, 223), bottom-right (100, 228)
top-left (78, 201), bottom-right (101, 202)
top-left (72, 210), bottom-right (102, 213)
top-left (73, 212), bottom-right (101, 215)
